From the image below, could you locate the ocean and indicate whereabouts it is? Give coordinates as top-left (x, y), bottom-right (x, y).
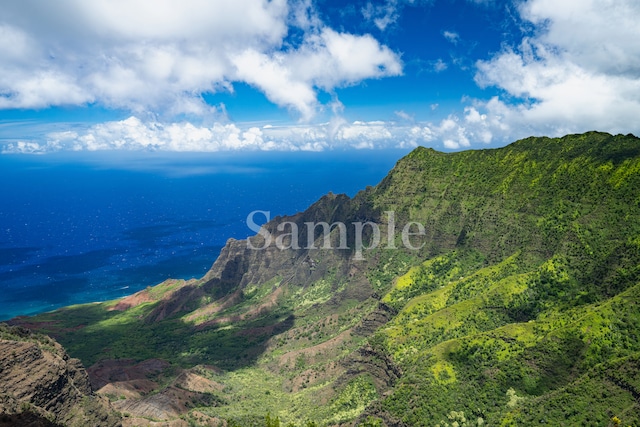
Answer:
top-left (0, 149), bottom-right (407, 320)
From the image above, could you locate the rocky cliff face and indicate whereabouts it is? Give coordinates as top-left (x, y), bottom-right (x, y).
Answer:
top-left (142, 190), bottom-right (379, 330)
top-left (0, 324), bottom-right (121, 427)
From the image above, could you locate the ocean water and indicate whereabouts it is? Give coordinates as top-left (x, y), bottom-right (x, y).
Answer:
top-left (0, 150), bottom-right (407, 320)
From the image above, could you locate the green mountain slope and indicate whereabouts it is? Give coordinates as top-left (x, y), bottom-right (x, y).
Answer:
top-left (10, 131), bottom-right (640, 426)
top-left (365, 132), bottom-right (640, 426)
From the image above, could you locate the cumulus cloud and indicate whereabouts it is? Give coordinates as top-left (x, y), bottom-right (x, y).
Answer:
top-left (356, 0), bottom-right (639, 148)
top-left (473, 0), bottom-right (640, 138)
top-left (0, 0), bottom-right (402, 119)
top-left (232, 28), bottom-right (402, 120)
top-left (3, 0), bottom-right (638, 154)
top-left (3, 114), bottom-right (491, 154)
top-left (31, 117), bottom-right (278, 152)
top-left (522, 0), bottom-right (640, 76)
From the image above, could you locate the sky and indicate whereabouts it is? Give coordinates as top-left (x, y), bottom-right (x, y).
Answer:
top-left (1, 0), bottom-right (639, 154)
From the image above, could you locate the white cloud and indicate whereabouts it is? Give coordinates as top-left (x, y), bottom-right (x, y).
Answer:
top-left (473, 0), bottom-right (640, 138)
top-left (4, 114), bottom-right (498, 154)
top-left (0, 71), bottom-right (92, 109)
top-left (3, 108), bottom-right (519, 154)
top-left (231, 49), bottom-right (319, 121)
top-left (0, 25), bottom-right (35, 62)
top-left (3, 140), bottom-right (44, 154)
top-left (433, 59), bottom-right (448, 73)
top-left (5, 117), bottom-right (273, 153)
top-left (443, 31), bottom-right (460, 45)
top-left (395, 110), bottom-right (414, 121)
top-left (4, 0), bottom-right (638, 154)
top-left (0, 0), bottom-right (402, 120)
top-left (362, 0), bottom-right (400, 31)
top-left (522, 0), bottom-right (640, 76)
top-left (231, 28), bottom-right (402, 121)
top-left (287, 29), bottom-right (403, 90)
top-left (361, 0), bottom-right (441, 31)
top-left (335, 121), bottom-right (393, 144)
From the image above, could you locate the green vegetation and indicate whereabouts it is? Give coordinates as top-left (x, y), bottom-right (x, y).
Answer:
top-left (367, 132), bottom-right (640, 426)
top-left (12, 132), bottom-right (640, 425)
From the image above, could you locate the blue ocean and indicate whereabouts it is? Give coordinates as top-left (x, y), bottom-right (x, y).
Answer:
top-left (0, 150), bottom-right (406, 320)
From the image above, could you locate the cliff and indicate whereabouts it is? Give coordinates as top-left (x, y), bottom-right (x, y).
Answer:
top-left (0, 324), bottom-right (121, 427)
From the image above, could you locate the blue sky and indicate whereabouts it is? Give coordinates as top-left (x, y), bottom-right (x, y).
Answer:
top-left (1, 0), bottom-right (639, 153)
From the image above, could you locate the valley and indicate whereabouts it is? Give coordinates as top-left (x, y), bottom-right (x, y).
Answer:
top-left (5, 131), bottom-right (640, 426)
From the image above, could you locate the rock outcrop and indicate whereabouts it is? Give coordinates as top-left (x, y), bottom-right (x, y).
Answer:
top-left (0, 324), bottom-right (121, 427)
